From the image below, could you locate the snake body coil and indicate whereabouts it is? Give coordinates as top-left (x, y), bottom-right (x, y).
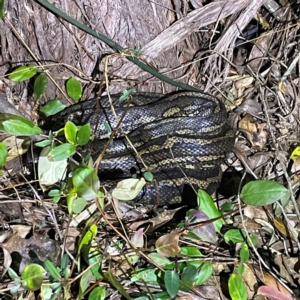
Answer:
top-left (49, 91), bottom-right (234, 205)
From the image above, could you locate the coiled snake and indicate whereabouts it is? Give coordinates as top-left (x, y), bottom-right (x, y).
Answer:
top-left (48, 91), bottom-right (234, 206)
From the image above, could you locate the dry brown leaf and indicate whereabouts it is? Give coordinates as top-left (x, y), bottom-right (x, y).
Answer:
top-left (242, 263), bottom-right (258, 298)
top-left (273, 218), bottom-right (297, 241)
top-left (239, 114), bottom-right (268, 150)
top-left (155, 231), bottom-right (182, 257)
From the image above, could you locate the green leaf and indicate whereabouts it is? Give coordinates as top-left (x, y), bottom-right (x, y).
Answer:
top-left (180, 246), bottom-right (202, 257)
top-left (66, 78), bottom-right (82, 101)
top-left (147, 253), bottom-right (171, 266)
top-left (48, 143), bottom-right (76, 161)
top-left (72, 167), bottom-right (100, 201)
top-left (181, 265), bottom-right (198, 285)
top-left (0, 113), bottom-right (42, 136)
top-left (33, 73), bottom-right (47, 100)
top-left (48, 189), bottom-right (60, 197)
top-left (237, 263), bottom-right (245, 275)
top-left (79, 269), bottom-right (93, 297)
top-left (228, 274), bottom-right (247, 300)
top-left (224, 229), bottom-right (247, 244)
top-left (195, 263), bottom-right (213, 286)
top-left (119, 89), bottom-right (136, 102)
top-left (40, 100), bottom-right (66, 117)
top-left (21, 264), bottom-right (46, 291)
top-left (88, 246), bottom-right (103, 280)
top-left (131, 268), bottom-right (157, 284)
top-left (9, 65), bottom-right (38, 82)
top-left (35, 139), bottom-right (52, 147)
top-left (0, 0), bottom-right (4, 18)
top-left (44, 259), bottom-right (61, 281)
top-left (88, 286), bottom-right (106, 300)
top-left (79, 223), bottom-right (98, 253)
top-left (240, 243), bottom-right (249, 262)
top-left (104, 269), bottom-right (131, 300)
top-left (241, 180), bottom-right (289, 206)
top-left (164, 270), bottom-right (179, 298)
top-left (64, 121), bottom-right (78, 145)
top-left (76, 124), bottom-right (91, 145)
top-left (0, 142), bottom-right (8, 167)
top-left (197, 190), bottom-right (223, 233)
top-left (72, 197), bottom-right (88, 214)
top-left (61, 254), bottom-right (69, 271)
top-left (8, 267), bottom-right (20, 280)
top-left (143, 171), bottom-right (154, 182)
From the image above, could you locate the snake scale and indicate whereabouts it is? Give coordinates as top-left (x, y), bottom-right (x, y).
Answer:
top-left (48, 91), bottom-right (235, 206)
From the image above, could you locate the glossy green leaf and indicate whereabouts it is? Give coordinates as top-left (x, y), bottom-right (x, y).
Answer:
top-left (164, 270), bottom-right (179, 298)
top-left (104, 269), bottom-right (131, 300)
top-left (72, 167), bottom-right (100, 201)
top-left (224, 229), bottom-right (247, 244)
top-left (197, 190), bottom-right (223, 233)
top-left (47, 143), bottom-right (76, 161)
top-left (180, 246), bottom-right (202, 257)
top-left (0, 142), bottom-right (8, 167)
top-left (0, 113), bottom-right (42, 136)
top-left (72, 197), bottom-right (88, 214)
top-left (228, 274), bottom-right (247, 300)
top-left (143, 171), bottom-right (154, 182)
top-left (21, 264), bottom-right (46, 291)
top-left (9, 65), bottom-right (38, 82)
top-left (40, 100), bottom-right (66, 116)
top-left (0, 0), bottom-right (4, 18)
top-left (44, 259), bottom-right (61, 281)
top-left (240, 243), bottom-right (249, 262)
top-left (64, 121), bottom-right (78, 145)
top-left (79, 223), bottom-right (98, 252)
top-left (88, 286), bottom-right (106, 300)
top-left (241, 180), bottom-right (289, 206)
top-left (77, 124), bottom-right (91, 145)
top-left (66, 78), bottom-right (82, 101)
top-left (181, 265), bottom-right (198, 285)
top-left (33, 73), bottom-right (47, 100)
top-left (195, 263), bottom-right (213, 286)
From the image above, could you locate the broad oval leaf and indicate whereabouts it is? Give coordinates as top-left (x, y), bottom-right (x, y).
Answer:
top-left (21, 264), bottom-right (46, 291)
top-left (88, 286), bottom-right (106, 300)
top-left (112, 178), bottom-right (145, 201)
top-left (181, 265), bottom-right (198, 285)
top-left (71, 197), bottom-right (88, 214)
top-left (64, 121), bottom-right (78, 145)
top-left (72, 167), bottom-right (100, 201)
top-left (241, 180), bottom-right (288, 206)
top-left (189, 210), bottom-right (217, 243)
top-left (9, 65), bottom-right (38, 82)
top-left (156, 232), bottom-right (181, 257)
top-left (33, 73), bottom-right (47, 100)
top-left (164, 270), bottom-right (179, 298)
top-left (195, 263), bottom-right (213, 286)
top-left (40, 100), bottom-right (66, 116)
top-left (224, 229), bottom-right (247, 244)
top-left (76, 124), bottom-right (91, 145)
top-left (0, 113), bottom-right (42, 136)
top-left (228, 274), bottom-right (247, 300)
top-left (47, 143), bottom-right (76, 161)
top-left (66, 78), bottom-right (82, 101)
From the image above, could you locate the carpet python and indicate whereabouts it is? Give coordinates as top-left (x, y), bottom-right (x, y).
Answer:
top-left (48, 91), bottom-right (235, 206)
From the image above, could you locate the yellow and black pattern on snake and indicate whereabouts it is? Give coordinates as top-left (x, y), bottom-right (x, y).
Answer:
top-left (48, 91), bottom-right (235, 205)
